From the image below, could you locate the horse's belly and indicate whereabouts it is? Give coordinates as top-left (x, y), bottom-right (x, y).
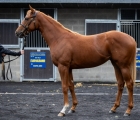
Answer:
top-left (70, 55), bottom-right (109, 69)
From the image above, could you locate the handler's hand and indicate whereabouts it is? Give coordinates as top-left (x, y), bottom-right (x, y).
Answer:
top-left (2, 54), bottom-right (6, 57)
top-left (20, 50), bottom-right (24, 55)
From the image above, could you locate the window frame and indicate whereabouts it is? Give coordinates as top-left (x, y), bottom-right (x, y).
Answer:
top-left (85, 19), bottom-right (119, 35)
top-left (0, 19), bottom-right (20, 48)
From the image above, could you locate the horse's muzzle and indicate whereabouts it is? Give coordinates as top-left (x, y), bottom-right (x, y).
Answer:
top-left (15, 31), bottom-right (23, 38)
top-left (15, 31), bottom-right (28, 38)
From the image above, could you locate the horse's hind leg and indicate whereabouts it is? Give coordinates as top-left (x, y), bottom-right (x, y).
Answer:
top-left (110, 62), bottom-right (125, 113)
top-left (121, 67), bottom-right (134, 116)
top-left (68, 69), bottom-right (78, 113)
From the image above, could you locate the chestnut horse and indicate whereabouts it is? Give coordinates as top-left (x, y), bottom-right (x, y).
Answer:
top-left (15, 5), bottom-right (136, 117)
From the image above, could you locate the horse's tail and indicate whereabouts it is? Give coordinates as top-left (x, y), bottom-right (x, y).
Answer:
top-left (131, 44), bottom-right (136, 84)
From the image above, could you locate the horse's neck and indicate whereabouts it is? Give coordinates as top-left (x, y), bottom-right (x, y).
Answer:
top-left (37, 13), bottom-right (65, 47)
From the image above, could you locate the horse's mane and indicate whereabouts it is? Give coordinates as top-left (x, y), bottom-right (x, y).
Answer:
top-left (40, 11), bottom-right (79, 35)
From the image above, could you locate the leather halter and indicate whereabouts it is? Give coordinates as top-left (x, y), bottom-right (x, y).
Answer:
top-left (20, 11), bottom-right (37, 37)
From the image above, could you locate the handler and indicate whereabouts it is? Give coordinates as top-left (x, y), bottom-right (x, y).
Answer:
top-left (0, 44), bottom-right (24, 80)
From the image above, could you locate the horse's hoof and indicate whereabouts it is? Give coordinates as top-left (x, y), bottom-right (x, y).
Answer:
top-left (58, 112), bottom-right (65, 117)
top-left (68, 109), bottom-right (75, 114)
top-left (124, 113), bottom-right (130, 116)
top-left (109, 110), bottom-right (116, 113)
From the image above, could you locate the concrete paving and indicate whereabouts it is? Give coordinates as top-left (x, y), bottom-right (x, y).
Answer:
top-left (0, 82), bottom-right (140, 120)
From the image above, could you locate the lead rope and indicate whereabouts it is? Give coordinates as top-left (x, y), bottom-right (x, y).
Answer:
top-left (6, 55), bottom-right (12, 80)
top-left (3, 38), bottom-right (26, 80)
top-left (1, 61), bottom-right (5, 80)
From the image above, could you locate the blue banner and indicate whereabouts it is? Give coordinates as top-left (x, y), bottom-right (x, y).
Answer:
top-left (136, 51), bottom-right (140, 70)
top-left (30, 52), bottom-right (46, 68)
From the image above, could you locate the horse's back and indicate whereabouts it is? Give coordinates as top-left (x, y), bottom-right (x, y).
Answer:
top-left (105, 31), bottom-right (136, 51)
top-left (106, 31), bottom-right (135, 44)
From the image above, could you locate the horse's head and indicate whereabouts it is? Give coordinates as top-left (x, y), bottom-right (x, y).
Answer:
top-left (15, 5), bottom-right (38, 38)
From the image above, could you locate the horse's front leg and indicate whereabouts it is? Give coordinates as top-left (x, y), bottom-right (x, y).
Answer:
top-left (57, 64), bottom-right (70, 117)
top-left (68, 69), bottom-right (78, 113)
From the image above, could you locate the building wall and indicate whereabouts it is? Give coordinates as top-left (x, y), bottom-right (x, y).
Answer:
top-left (0, 8), bottom-right (119, 82)
top-left (56, 8), bottom-right (118, 82)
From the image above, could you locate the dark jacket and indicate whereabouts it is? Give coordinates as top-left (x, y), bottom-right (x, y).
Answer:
top-left (0, 44), bottom-right (21, 63)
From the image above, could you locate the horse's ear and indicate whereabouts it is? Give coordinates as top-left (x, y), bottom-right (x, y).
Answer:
top-left (29, 5), bottom-right (35, 13)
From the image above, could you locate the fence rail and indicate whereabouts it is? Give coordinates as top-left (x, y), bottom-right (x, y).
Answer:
top-left (121, 21), bottom-right (140, 47)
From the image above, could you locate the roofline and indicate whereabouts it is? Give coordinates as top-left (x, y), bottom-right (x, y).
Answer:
top-left (1, 0), bottom-right (140, 4)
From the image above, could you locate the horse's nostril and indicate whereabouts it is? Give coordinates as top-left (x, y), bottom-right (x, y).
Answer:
top-left (15, 31), bottom-right (21, 37)
top-left (15, 32), bottom-right (19, 37)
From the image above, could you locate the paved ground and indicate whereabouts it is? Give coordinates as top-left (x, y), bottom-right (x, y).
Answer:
top-left (0, 81), bottom-right (140, 120)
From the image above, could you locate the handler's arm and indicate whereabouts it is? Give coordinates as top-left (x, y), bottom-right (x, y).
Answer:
top-left (0, 44), bottom-right (21, 56)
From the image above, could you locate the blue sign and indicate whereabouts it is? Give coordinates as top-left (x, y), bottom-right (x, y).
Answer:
top-left (136, 51), bottom-right (140, 70)
top-left (30, 52), bottom-right (46, 68)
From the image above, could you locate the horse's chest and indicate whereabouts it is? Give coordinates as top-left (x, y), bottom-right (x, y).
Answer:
top-left (50, 52), bottom-right (62, 66)
top-left (51, 54), bottom-right (59, 66)
top-left (51, 51), bottom-right (71, 67)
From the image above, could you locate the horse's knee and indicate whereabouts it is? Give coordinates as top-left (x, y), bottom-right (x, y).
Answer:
top-left (69, 85), bottom-right (74, 92)
top-left (118, 83), bottom-right (125, 91)
top-left (126, 80), bottom-right (134, 90)
top-left (62, 86), bottom-right (68, 94)
top-left (69, 81), bottom-right (75, 90)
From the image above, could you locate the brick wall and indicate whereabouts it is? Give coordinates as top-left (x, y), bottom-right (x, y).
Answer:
top-left (56, 8), bottom-right (118, 82)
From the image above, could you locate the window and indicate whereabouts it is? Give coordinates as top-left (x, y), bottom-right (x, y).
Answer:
top-left (85, 20), bottom-right (117, 35)
top-left (121, 10), bottom-right (135, 20)
top-left (0, 8), bottom-right (20, 48)
top-left (137, 10), bottom-right (140, 20)
top-left (0, 19), bottom-right (20, 48)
